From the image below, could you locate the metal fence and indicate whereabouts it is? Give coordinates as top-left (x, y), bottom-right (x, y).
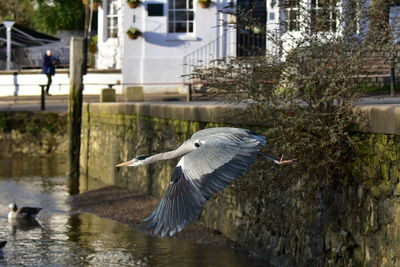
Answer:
top-left (0, 46), bottom-right (70, 70)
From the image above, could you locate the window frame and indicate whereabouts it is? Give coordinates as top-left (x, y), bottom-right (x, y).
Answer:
top-left (106, 0), bottom-right (119, 39)
top-left (283, 0), bottom-right (301, 32)
top-left (167, 0), bottom-right (195, 37)
top-left (282, 0), bottom-right (341, 33)
top-left (310, 0), bottom-right (340, 32)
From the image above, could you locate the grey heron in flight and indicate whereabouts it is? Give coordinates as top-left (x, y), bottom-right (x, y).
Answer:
top-left (116, 127), bottom-right (293, 237)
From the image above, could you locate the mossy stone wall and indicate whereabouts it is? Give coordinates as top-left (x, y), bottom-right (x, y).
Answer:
top-left (80, 103), bottom-right (400, 266)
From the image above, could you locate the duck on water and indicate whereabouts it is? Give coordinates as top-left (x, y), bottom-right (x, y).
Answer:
top-left (0, 241), bottom-right (6, 258)
top-left (8, 203), bottom-right (42, 220)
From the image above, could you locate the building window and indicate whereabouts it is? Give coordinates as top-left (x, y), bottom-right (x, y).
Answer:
top-left (311, 0), bottom-right (339, 32)
top-left (346, 0), bottom-right (362, 34)
top-left (107, 0), bottom-right (119, 38)
top-left (168, 0), bottom-right (194, 33)
top-left (283, 0), bottom-right (300, 31)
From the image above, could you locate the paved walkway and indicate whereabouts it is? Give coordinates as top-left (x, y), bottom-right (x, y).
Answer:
top-left (0, 94), bottom-right (211, 111)
top-left (357, 95), bottom-right (400, 106)
top-left (0, 94), bottom-right (399, 112)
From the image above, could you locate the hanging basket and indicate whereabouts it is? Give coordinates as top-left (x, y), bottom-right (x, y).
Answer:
top-left (127, 33), bottom-right (140, 39)
top-left (127, 27), bottom-right (141, 39)
top-left (90, 2), bottom-right (102, 11)
top-left (82, 0), bottom-right (102, 11)
top-left (198, 0), bottom-right (211, 8)
top-left (128, 1), bottom-right (140, 8)
top-left (127, 29), bottom-right (142, 39)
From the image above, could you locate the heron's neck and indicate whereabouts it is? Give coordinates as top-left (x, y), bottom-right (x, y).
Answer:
top-left (141, 143), bottom-right (193, 165)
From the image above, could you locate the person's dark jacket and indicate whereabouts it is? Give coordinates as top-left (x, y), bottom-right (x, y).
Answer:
top-left (42, 55), bottom-right (56, 76)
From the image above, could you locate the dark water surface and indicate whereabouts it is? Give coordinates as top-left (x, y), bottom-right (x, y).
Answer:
top-left (0, 157), bottom-right (269, 267)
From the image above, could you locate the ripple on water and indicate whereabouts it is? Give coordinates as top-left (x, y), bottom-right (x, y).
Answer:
top-left (0, 157), bottom-right (270, 267)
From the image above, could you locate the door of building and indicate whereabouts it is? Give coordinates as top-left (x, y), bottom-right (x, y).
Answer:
top-left (236, 0), bottom-right (267, 57)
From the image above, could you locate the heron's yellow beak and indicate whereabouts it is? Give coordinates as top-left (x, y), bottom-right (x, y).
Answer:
top-left (116, 160), bottom-right (134, 167)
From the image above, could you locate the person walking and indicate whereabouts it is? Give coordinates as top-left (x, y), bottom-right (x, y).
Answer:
top-left (42, 50), bottom-right (57, 96)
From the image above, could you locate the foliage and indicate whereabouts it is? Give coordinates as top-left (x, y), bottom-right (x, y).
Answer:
top-left (0, 0), bottom-right (85, 34)
top-left (89, 35), bottom-right (98, 53)
top-left (198, 0), bottom-right (212, 8)
top-left (0, 0), bottom-right (34, 26)
top-left (126, 27), bottom-right (142, 36)
top-left (32, 0), bottom-right (85, 34)
top-left (193, 0), bottom-right (394, 185)
top-left (127, 27), bottom-right (141, 34)
top-left (127, 0), bottom-right (141, 8)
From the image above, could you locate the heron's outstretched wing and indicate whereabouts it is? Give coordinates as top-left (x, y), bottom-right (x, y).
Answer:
top-left (145, 132), bottom-right (265, 237)
top-left (145, 165), bottom-right (206, 237)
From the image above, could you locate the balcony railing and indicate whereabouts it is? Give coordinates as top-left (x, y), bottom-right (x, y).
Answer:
top-left (183, 31), bottom-right (232, 82)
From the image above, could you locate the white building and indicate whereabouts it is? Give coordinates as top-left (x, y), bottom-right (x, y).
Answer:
top-left (95, 0), bottom-right (380, 94)
top-left (97, 0), bottom-right (237, 93)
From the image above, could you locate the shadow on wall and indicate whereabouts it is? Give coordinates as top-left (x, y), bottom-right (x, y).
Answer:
top-left (13, 72), bottom-right (19, 96)
top-left (143, 32), bottom-right (201, 47)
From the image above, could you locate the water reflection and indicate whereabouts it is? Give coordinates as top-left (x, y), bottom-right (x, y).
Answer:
top-left (79, 173), bottom-right (109, 194)
top-left (0, 156), bottom-right (66, 179)
top-left (9, 218), bottom-right (41, 235)
top-left (0, 156), bottom-right (269, 266)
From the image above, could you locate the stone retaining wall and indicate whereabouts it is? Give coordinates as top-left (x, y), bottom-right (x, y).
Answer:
top-left (80, 102), bottom-right (400, 266)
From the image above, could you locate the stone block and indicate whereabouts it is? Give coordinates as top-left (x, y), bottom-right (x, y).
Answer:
top-left (126, 86), bottom-right (144, 102)
top-left (355, 106), bottom-right (400, 135)
top-left (100, 88), bottom-right (116, 102)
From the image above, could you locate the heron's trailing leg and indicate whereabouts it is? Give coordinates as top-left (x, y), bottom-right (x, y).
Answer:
top-left (260, 152), bottom-right (295, 165)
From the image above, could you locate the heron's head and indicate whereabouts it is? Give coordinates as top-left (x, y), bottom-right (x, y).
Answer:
top-left (116, 155), bottom-right (149, 167)
top-left (8, 203), bottom-right (17, 211)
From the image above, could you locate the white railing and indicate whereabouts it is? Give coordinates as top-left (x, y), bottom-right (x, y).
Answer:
top-left (182, 31), bottom-right (232, 82)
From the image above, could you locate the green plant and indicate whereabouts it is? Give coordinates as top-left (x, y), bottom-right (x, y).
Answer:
top-left (127, 0), bottom-right (141, 8)
top-left (198, 0), bottom-right (211, 8)
top-left (89, 35), bottom-right (98, 53)
top-left (33, 0), bottom-right (85, 34)
top-left (126, 27), bottom-right (142, 39)
top-left (0, 0), bottom-right (34, 26)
